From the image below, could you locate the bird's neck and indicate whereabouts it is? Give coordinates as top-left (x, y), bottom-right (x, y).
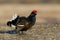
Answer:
top-left (29, 12), bottom-right (36, 18)
top-left (28, 12), bottom-right (36, 21)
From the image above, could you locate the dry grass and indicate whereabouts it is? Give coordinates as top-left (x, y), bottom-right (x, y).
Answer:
top-left (0, 4), bottom-right (60, 40)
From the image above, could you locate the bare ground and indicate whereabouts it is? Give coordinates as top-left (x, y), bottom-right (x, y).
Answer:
top-left (0, 4), bottom-right (60, 40)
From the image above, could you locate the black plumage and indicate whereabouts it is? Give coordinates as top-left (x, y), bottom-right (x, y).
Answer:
top-left (7, 10), bottom-right (37, 33)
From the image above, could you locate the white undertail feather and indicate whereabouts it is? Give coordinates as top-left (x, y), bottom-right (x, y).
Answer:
top-left (10, 14), bottom-right (17, 21)
top-left (17, 25), bottom-right (24, 26)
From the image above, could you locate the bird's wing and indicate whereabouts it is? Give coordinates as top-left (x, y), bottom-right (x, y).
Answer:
top-left (17, 25), bottom-right (24, 27)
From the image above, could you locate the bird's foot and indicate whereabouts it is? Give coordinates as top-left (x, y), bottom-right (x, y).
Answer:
top-left (19, 31), bottom-right (26, 35)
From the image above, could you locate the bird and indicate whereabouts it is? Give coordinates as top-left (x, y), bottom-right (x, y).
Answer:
top-left (7, 10), bottom-right (37, 34)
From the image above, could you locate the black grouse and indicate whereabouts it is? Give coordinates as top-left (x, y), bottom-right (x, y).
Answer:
top-left (7, 10), bottom-right (37, 33)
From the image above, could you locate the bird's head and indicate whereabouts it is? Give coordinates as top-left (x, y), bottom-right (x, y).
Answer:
top-left (32, 10), bottom-right (37, 15)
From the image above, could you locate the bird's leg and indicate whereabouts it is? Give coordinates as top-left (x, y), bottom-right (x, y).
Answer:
top-left (16, 24), bottom-right (25, 34)
top-left (15, 27), bottom-right (20, 34)
top-left (15, 26), bottom-right (25, 34)
top-left (19, 31), bottom-right (26, 34)
top-left (19, 31), bottom-right (23, 34)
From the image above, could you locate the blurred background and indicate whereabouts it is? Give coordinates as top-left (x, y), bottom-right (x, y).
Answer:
top-left (0, 0), bottom-right (60, 4)
top-left (0, 0), bottom-right (60, 27)
top-left (0, 0), bottom-right (60, 24)
top-left (0, 0), bottom-right (60, 40)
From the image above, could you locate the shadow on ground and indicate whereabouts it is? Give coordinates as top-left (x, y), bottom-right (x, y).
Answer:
top-left (0, 30), bottom-right (17, 34)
